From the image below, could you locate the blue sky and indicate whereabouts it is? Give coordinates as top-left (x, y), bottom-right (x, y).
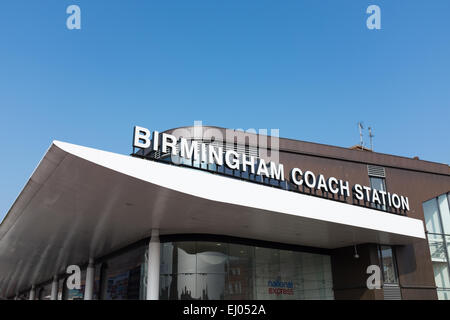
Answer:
top-left (0, 1), bottom-right (449, 220)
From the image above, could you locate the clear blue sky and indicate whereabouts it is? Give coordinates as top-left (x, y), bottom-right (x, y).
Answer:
top-left (0, 1), bottom-right (449, 220)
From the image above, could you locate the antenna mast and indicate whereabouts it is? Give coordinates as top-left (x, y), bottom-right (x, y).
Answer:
top-left (357, 122), bottom-right (364, 149)
top-left (368, 127), bottom-right (374, 151)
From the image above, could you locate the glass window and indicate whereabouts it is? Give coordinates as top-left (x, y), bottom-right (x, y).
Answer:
top-left (369, 177), bottom-right (387, 210)
top-left (423, 193), bottom-right (450, 300)
top-left (159, 241), bottom-right (197, 300)
top-left (158, 241), bottom-right (334, 300)
top-left (18, 292), bottom-right (28, 300)
top-left (102, 245), bottom-right (146, 300)
top-left (437, 289), bottom-right (450, 300)
top-left (38, 283), bottom-right (52, 300)
top-left (224, 167), bottom-right (234, 176)
top-left (92, 263), bottom-right (102, 300)
top-left (196, 242), bottom-right (227, 300)
top-left (447, 235), bottom-right (450, 262)
top-left (379, 245), bottom-right (398, 284)
top-left (438, 194), bottom-right (450, 234)
top-left (423, 198), bottom-right (443, 234)
top-left (227, 244), bottom-right (254, 300)
top-left (433, 262), bottom-right (450, 289)
top-left (174, 242), bottom-right (197, 274)
top-left (254, 247), bottom-right (281, 299)
top-left (207, 162), bottom-right (217, 172)
top-left (428, 234), bottom-right (447, 262)
top-left (196, 242), bottom-right (228, 274)
top-left (255, 249), bottom-right (333, 300)
top-left (57, 278), bottom-right (64, 300)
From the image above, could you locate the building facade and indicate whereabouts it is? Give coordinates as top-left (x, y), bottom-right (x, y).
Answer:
top-left (0, 125), bottom-right (449, 300)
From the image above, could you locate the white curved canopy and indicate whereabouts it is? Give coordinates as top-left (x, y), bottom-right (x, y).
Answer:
top-left (0, 141), bottom-right (425, 297)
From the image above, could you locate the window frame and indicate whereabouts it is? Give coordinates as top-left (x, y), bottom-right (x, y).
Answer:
top-left (378, 245), bottom-right (399, 285)
top-left (425, 193), bottom-right (450, 292)
top-left (369, 176), bottom-right (388, 211)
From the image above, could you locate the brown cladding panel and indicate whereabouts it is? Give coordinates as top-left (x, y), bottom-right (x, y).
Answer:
top-left (330, 244), bottom-right (385, 300)
top-left (400, 288), bottom-right (437, 300)
top-left (333, 288), bottom-right (380, 300)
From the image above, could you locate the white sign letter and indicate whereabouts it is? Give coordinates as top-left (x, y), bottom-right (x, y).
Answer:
top-left (133, 126), bottom-right (151, 149)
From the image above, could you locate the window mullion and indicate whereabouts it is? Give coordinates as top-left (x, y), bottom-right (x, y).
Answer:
top-left (435, 197), bottom-right (450, 283)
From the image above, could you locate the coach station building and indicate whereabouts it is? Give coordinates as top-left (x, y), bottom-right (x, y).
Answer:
top-left (0, 125), bottom-right (449, 300)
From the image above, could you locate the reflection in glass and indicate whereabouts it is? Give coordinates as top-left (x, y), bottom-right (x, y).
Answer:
top-left (178, 274), bottom-right (197, 300)
top-left (197, 274), bottom-right (225, 300)
top-left (423, 193), bottom-right (450, 300)
top-left (437, 289), bottom-right (450, 300)
top-left (369, 177), bottom-right (387, 210)
top-left (38, 283), bottom-right (52, 300)
top-left (423, 198), bottom-right (442, 234)
top-left (227, 244), bottom-right (254, 299)
top-left (196, 242), bottom-right (227, 273)
top-left (57, 278), bottom-right (64, 300)
top-left (433, 261), bottom-right (450, 289)
top-left (438, 194), bottom-right (450, 234)
top-left (158, 241), bottom-right (334, 300)
top-left (102, 245), bottom-right (146, 300)
top-left (92, 263), bottom-right (102, 300)
top-left (447, 236), bottom-right (450, 266)
top-left (428, 234), bottom-right (447, 262)
top-left (379, 246), bottom-right (398, 284)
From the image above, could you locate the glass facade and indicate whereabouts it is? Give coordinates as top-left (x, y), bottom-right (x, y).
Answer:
top-left (158, 241), bottom-right (334, 300)
top-left (23, 239), bottom-right (334, 300)
top-left (423, 192), bottom-right (450, 300)
top-left (28, 245), bottom-right (146, 300)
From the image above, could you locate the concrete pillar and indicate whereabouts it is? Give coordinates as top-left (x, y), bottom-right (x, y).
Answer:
top-left (84, 258), bottom-right (95, 300)
top-left (146, 229), bottom-right (160, 300)
top-left (29, 286), bottom-right (36, 300)
top-left (50, 275), bottom-right (58, 300)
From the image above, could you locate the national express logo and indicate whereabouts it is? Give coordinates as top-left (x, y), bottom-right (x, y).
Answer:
top-left (267, 277), bottom-right (294, 296)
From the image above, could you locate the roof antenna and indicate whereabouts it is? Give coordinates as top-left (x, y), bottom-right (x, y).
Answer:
top-left (357, 122), bottom-right (364, 150)
top-left (368, 126), bottom-right (374, 151)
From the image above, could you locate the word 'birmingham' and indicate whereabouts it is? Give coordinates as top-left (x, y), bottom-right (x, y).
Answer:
top-left (133, 126), bottom-right (410, 211)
